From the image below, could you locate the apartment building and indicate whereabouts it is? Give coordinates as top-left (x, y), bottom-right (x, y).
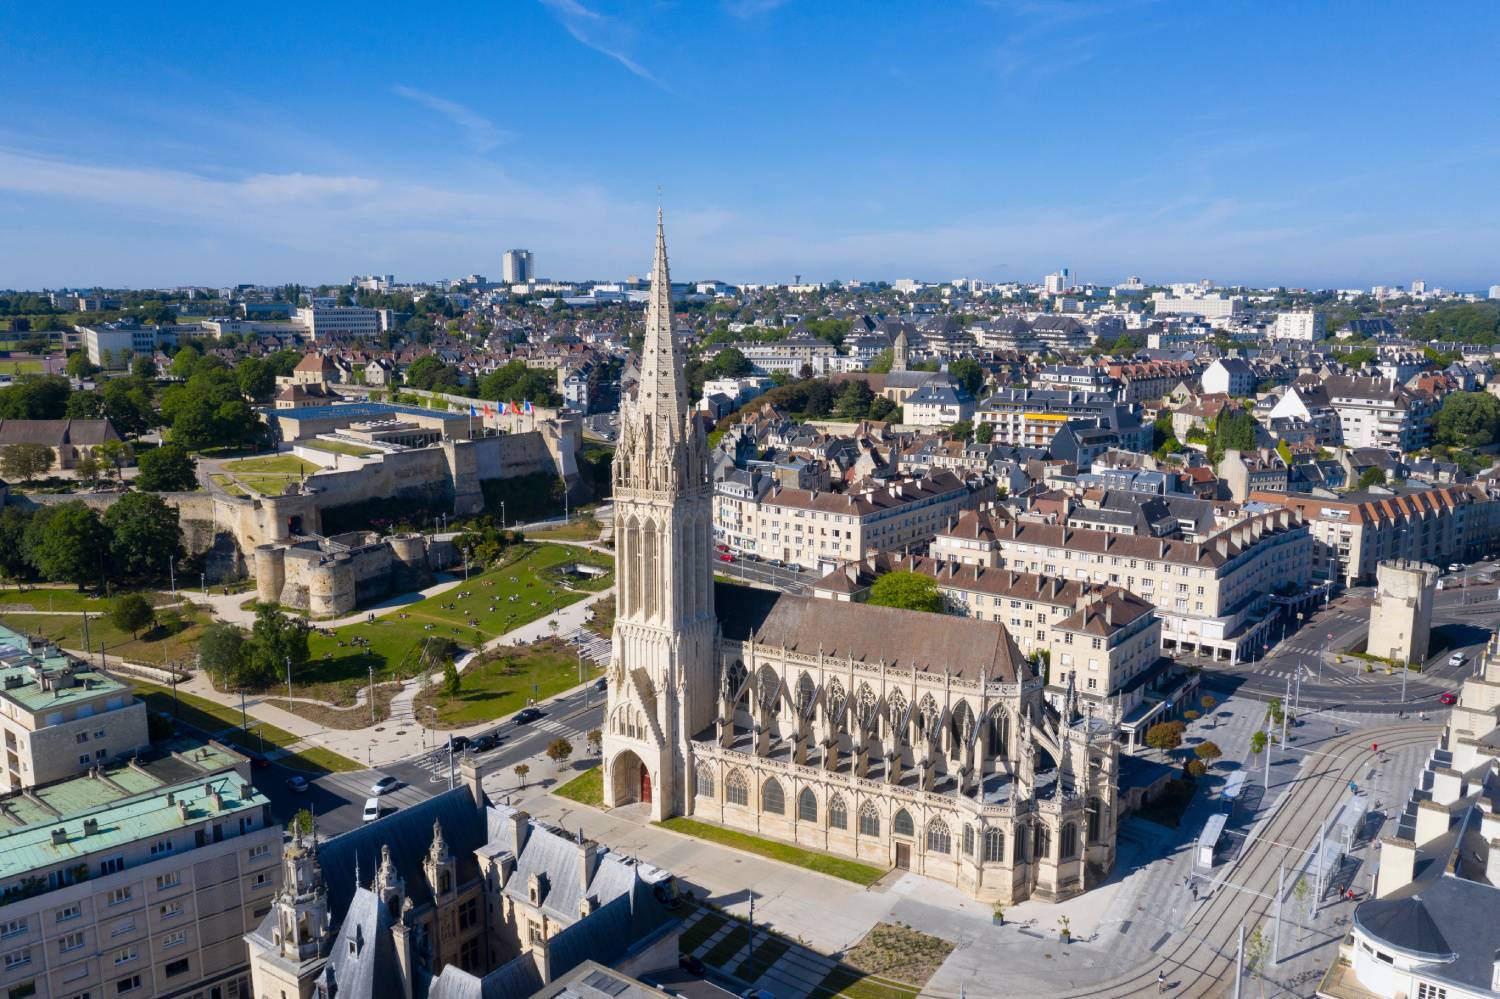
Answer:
top-left (0, 745), bottom-right (280, 999)
top-left (975, 389), bottom-right (1149, 451)
top-left (1272, 310), bottom-right (1325, 342)
top-left (1200, 358), bottom-right (1256, 397)
top-left (293, 306), bottom-right (382, 340)
top-left (78, 324), bottom-right (175, 369)
top-left (713, 469), bottom-right (991, 572)
top-left (1149, 290), bottom-right (1246, 319)
top-left (901, 384), bottom-right (974, 427)
top-left (0, 629), bottom-right (148, 793)
top-left (980, 510), bottom-right (1312, 663)
top-left (1103, 361), bottom-right (1200, 405)
top-left (1323, 375), bottom-right (1435, 452)
top-left (1250, 485), bottom-right (1497, 587)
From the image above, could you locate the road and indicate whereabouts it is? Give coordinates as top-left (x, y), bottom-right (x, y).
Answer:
top-left (713, 552), bottom-right (813, 594)
top-left (251, 684), bottom-right (606, 837)
top-left (1059, 722), bottom-right (1439, 999)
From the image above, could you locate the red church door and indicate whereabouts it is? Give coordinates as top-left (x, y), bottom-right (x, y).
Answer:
top-left (640, 768), bottom-right (653, 804)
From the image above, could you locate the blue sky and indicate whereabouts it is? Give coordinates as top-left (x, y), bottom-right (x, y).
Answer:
top-left (2, 1), bottom-right (1498, 289)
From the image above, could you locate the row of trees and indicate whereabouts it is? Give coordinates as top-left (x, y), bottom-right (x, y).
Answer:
top-left (477, 360), bottom-right (562, 407)
top-left (199, 604), bottom-right (311, 693)
top-left (0, 494), bottom-right (184, 589)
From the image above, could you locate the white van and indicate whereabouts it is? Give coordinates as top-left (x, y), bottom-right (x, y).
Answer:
top-left (362, 798), bottom-right (381, 822)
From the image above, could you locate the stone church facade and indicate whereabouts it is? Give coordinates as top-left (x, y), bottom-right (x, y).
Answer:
top-left (603, 215), bottom-right (1120, 903)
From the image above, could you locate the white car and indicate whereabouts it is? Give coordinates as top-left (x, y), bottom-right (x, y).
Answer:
top-left (362, 798), bottom-right (381, 822)
top-left (370, 775), bottom-right (398, 796)
top-left (1449, 652), bottom-right (1467, 667)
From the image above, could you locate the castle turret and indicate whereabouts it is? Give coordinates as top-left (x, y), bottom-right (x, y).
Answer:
top-left (254, 544), bottom-right (286, 604)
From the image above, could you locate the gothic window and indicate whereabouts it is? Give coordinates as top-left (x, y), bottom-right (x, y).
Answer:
top-left (1087, 797), bottom-right (1102, 842)
top-left (988, 709), bottom-right (1009, 758)
top-left (857, 801), bottom-right (880, 837)
top-left (762, 778), bottom-right (785, 815)
top-left (887, 689), bottom-right (906, 729)
top-left (695, 762), bottom-right (715, 798)
top-left (984, 827), bottom-right (1005, 863)
top-left (916, 694), bottom-right (940, 743)
top-left (796, 673), bottom-right (816, 715)
top-left (1060, 823), bottom-right (1079, 860)
top-left (893, 808), bottom-right (914, 837)
top-left (725, 769), bottom-right (748, 807)
top-left (856, 684), bottom-right (878, 729)
top-left (440, 871), bottom-right (451, 893)
top-left (950, 701), bottom-right (975, 751)
top-left (829, 794), bottom-right (848, 830)
top-left (926, 819), bottom-right (951, 855)
top-left (725, 661), bottom-right (748, 704)
top-left (757, 666), bottom-right (780, 713)
top-left (798, 788), bottom-right (817, 822)
top-left (1034, 823), bottom-right (1051, 860)
top-left (963, 824), bottom-right (975, 857)
top-left (826, 679), bottom-right (846, 724)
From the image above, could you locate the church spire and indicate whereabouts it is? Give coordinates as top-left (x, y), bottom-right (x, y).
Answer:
top-left (640, 207), bottom-right (687, 420)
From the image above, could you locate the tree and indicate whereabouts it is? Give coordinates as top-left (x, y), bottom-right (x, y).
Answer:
top-left (1, 442), bottom-right (54, 483)
top-left (546, 737), bottom-right (573, 764)
top-left (1200, 694), bottom-right (1217, 728)
top-left (443, 659), bottom-right (461, 696)
top-left (833, 379), bottom-right (875, 419)
top-left (96, 439), bottom-right (134, 481)
top-left (1145, 720), bottom-right (1185, 752)
top-left (241, 603), bottom-right (310, 691)
top-left (65, 352), bottom-right (99, 379)
top-left (1357, 466), bottom-right (1387, 490)
top-left (235, 356), bottom-right (277, 401)
top-left (1437, 390), bottom-right (1500, 448)
top-left (949, 357), bottom-right (985, 398)
top-left (110, 592), bottom-right (155, 638)
top-left (1194, 741), bottom-right (1223, 766)
top-left (135, 444), bottom-right (197, 491)
top-left (868, 396), bottom-right (897, 421)
top-left (170, 343), bottom-right (204, 380)
top-left (950, 419), bottom-right (974, 442)
top-left (0, 376), bottom-right (70, 419)
top-left (974, 422), bottom-right (994, 444)
top-left (73, 450), bottom-right (102, 489)
top-left (514, 763), bottom-right (530, 787)
top-left (1267, 697), bottom-right (1285, 725)
top-left (29, 501), bottom-right (108, 588)
top-left (867, 571), bottom-right (944, 613)
top-left (103, 491), bottom-right (183, 582)
top-left (1250, 730), bottom-right (1268, 756)
top-left (132, 355), bottom-right (158, 380)
top-left (289, 809), bottom-right (314, 836)
top-left (586, 728), bottom-right (602, 756)
top-left (868, 349), bottom-right (894, 374)
top-left (198, 622), bottom-right (246, 688)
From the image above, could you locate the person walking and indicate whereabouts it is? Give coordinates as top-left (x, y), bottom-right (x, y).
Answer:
top-left (1158, 968), bottom-right (1167, 993)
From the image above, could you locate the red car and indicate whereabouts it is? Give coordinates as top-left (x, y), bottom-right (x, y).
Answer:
top-left (718, 553), bottom-right (734, 563)
top-left (1438, 691), bottom-right (1458, 706)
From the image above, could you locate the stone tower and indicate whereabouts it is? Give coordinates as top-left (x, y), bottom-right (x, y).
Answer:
top-left (603, 210), bottom-right (717, 821)
top-left (247, 826), bottom-right (332, 999)
top-left (892, 327), bottom-right (909, 372)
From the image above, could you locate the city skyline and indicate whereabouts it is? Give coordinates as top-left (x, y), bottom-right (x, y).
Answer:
top-left (3, 1), bottom-right (1499, 288)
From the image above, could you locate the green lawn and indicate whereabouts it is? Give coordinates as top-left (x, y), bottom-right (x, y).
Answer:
top-left (656, 817), bottom-right (887, 885)
top-left (300, 439), bottom-right (378, 457)
top-left (2, 358), bottom-right (48, 374)
top-left (414, 638), bottom-right (595, 727)
top-left (226, 454), bottom-right (320, 475)
top-left (301, 543), bottom-right (611, 686)
top-left (553, 766), bottom-right (604, 807)
top-left (5, 608), bottom-right (208, 666)
top-left (131, 681), bottom-right (360, 773)
top-left (679, 911), bottom-right (728, 955)
top-left (0, 588), bottom-right (177, 612)
top-left (811, 968), bottom-right (921, 999)
top-left (210, 474), bottom-right (247, 497)
top-left (525, 518), bottom-right (603, 542)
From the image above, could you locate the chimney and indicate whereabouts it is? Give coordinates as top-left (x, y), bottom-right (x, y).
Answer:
top-left (577, 837), bottom-right (600, 896)
top-left (177, 800), bottom-right (189, 821)
top-left (50, 827), bottom-right (67, 845)
top-left (1375, 836), bottom-right (1416, 897)
top-left (1105, 602), bottom-right (1114, 627)
top-left (507, 808), bottom-right (532, 856)
top-left (83, 818), bottom-right (98, 837)
top-left (1415, 800), bottom-right (1451, 846)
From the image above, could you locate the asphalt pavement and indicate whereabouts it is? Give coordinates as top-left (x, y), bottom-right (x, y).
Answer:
top-left (250, 683), bottom-right (606, 837)
top-left (713, 552), bottom-right (813, 594)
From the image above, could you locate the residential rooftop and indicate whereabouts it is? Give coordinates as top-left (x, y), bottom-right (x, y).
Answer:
top-left (0, 625), bottom-right (132, 715)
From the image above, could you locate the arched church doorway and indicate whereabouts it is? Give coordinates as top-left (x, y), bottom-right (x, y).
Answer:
top-left (610, 750), bottom-right (651, 806)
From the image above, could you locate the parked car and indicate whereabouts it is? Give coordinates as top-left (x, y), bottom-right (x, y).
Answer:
top-left (1449, 563), bottom-right (1463, 573)
top-left (1439, 691), bottom-right (1458, 705)
top-left (362, 798), bottom-right (382, 822)
top-left (448, 735), bottom-right (470, 752)
top-left (718, 553), bottom-right (734, 563)
top-left (471, 733), bottom-right (498, 753)
top-left (286, 775), bottom-right (308, 793)
top-left (514, 707), bottom-right (543, 725)
top-left (1449, 652), bottom-right (1467, 667)
top-left (370, 775), bottom-right (399, 796)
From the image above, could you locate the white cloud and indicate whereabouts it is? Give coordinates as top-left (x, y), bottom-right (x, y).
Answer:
top-left (537, 0), bottom-right (664, 87)
top-left (391, 85), bottom-right (511, 152)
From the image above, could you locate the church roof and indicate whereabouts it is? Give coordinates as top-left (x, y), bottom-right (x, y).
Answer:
top-left (715, 581), bottom-right (1026, 682)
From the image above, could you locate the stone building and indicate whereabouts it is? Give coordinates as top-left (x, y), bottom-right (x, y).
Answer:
top-left (1366, 559), bottom-right (1438, 665)
top-left (602, 213), bottom-right (1119, 904)
top-left (253, 531), bottom-right (432, 617)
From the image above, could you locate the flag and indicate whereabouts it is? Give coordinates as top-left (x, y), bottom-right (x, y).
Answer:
top-left (523, 399), bottom-right (533, 414)
top-left (468, 405), bottom-right (477, 417)
top-left (511, 400), bottom-right (522, 415)
top-left (483, 403), bottom-right (493, 417)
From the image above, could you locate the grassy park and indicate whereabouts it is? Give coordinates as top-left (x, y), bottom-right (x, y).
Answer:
top-left (553, 765), bottom-right (604, 807)
top-left (413, 637), bottom-right (597, 727)
top-left (2, 605), bottom-right (210, 666)
top-left (301, 542), bottom-right (611, 688)
top-left (224, 453), bottom-right (321, 494)
top-left (300, 439), bottom-right (378, 458)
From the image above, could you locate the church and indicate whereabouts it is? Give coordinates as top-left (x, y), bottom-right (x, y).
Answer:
top-left (603, 214), bottom-right (1121, 903)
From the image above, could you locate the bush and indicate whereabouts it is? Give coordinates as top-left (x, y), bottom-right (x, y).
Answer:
top-left (1145, 720), bottom-right (1186, 752)
top-left (1185, 759), bottom-right (1208, 779)
top-left (1194, 741), bottom-right (1224, 765)
top-left (110, 592), bottom-right (155, 638)
top-left (443, 660), bottom-right (461, 696)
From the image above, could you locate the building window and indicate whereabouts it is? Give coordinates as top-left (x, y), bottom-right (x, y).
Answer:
top-left (115, 974), bottom-right (141, 995)
top-left (58, 932), bottom-right (84, 953)
top-left (0, 919), bottom-right (24, 939)
top-left (725, 770), bottom-right (748, 807)
top-left (162, 931), bottom-right (186, 949)
top-left (3, 949), bottom-right (31, 970)
top-left (761, 779), bottom-right (784, 815)
top-left (99, 857), bottom-right (124, 877)
top-left (963, 824), bottom-right (974, 856)
top-left (150, 839), bottom-right (172, 856)
top-left (1060, 823), bottom-right (1079, 860)
top-left (893, 809), bottom-right (914, 837)
top-left (155, 873), bottom-right (180, 891)
top-left (163, 958), bottom-right (189, 978)
top-left (7, 982), bottom-right (34, 999)
top-left (858, 802), bottom-right (880, 837)
top-left (1416, 984), bottom-right (1447, 999)
top-left (983, 827), bottom-right (1005, 863)
top-left (458, 898), bottom-right (478, 931)
top-left (158, 901), bottom-right (183, 920)
top-left (55, 905), bottom-right (80, 924)
top-left (797, 788), bottom-right (816, 823)
top-left (828, 794), bottom-right (847, 830)
top-left (927, 820), bottom-right (951, 855)
top-left (694, 763), bottom-right (714, 799)
top-left (112, 947), bottom-right (136, 966)
top-left (248, 844), bottom-right (270, 862)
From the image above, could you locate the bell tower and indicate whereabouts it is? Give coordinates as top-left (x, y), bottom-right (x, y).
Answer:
top-left (603, 209), bottom-right (717, 820)
top-left (248, 825), bottom-right (332, 999)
